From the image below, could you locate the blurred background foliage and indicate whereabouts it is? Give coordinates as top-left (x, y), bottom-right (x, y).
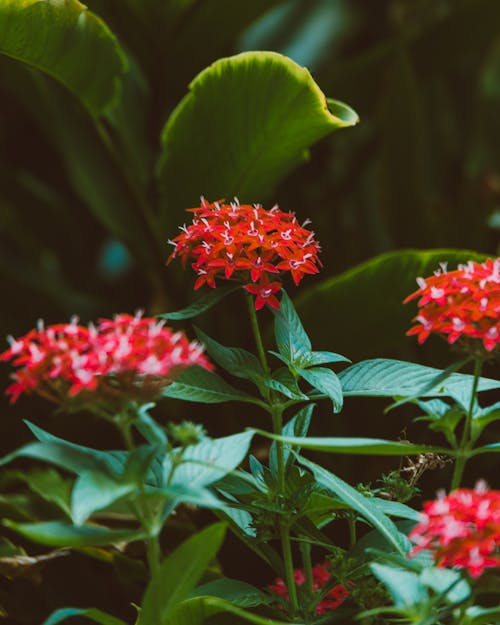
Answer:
top-left (1, 0), bottom-right (500, 622)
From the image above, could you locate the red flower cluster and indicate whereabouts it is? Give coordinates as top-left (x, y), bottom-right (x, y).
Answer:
top-left (1, 313), bottom-right (211, 405)
top-left (409, 482), bottom-right (500, 578)
top-left (167, 199), bottom-right (322, 310)
top-left (405, 258), bottom-right (500, 352)
top-left (268, 562), bottom-right (349, 614)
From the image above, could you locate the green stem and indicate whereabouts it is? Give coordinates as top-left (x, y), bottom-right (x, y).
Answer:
top-left (246, 293), bottom-right (270, 375)
top-left (451, 358), bottom-right (483, 490)
top-left (348, 512), bottom-right (357, 548)
top-left (300, 541), bottom-right (314, 599)
top-left (280, 522), bottom-right (299, 615)
top-left (147, 534), bottom-right (161, 577)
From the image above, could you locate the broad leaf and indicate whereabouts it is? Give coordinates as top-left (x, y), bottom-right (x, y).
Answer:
top-left (42, 607), bottom-right (127, 625)
top-left (296, 456), bottom-right (410, 555)
top-left (158, 285), bottom-right (240, 320)
top-left (138, 523), bottom-right (226, 625)
top-left (162, 366), bottom-right (260, 404)
top-left (4, 520), bottom-right (144, 548)
top-left (420, 567), bottom-right (470, 603)
top-left (339, 359), bottom-right (500, 409)
top-left (297, 366), bottom-right (343, 412)
top-left (255, 431), bottom-right (446, 456)
top-left (0, 0), bottom-right (127, 116)
top-left (9, 467), bottom-right (72, 517)
top-left (297, 250), bottom-right (488, 360)
top-left (195, 327), bottom-right (265, 382)
top-left (464, 606), bottom-right (500, 625)
top-left (157, 51), bottom-right (357, 228)
top-left (165, 431), bottom-right (254, 488)
top-left (370, 563), bottom-right (427, 608)
top-left (71, 472), bottom-right (135, 526)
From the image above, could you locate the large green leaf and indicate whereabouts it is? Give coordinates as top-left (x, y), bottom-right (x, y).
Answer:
top-left (254, 431), bottom-right (446, 456)
top-left (338, 359), bottom-right (500, 409)
top-left (297, 249), bottom-right (488, 360)
top-left (0, 0), bottom-right (127, 116)
top-left (157, 51), bottom-right (357, 229)
top-left (4, 520), bottom-right (144, 547)
top-left (138, 523), bottom-right (226, 625)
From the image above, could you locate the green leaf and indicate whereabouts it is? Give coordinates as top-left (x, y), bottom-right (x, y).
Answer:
top-left (296, 366), bottom-right (343, 412)
top-left (162, 366), bottom-right (261, 404)
top-left (194, 327), bottom-right (265, 383)
top-left (298, 351), bottom-right (351, 367)
top-left (419, 567), bottom-right (470, 604)
top-left (297, 250), bottom-right (488, 360)
top-left (190, 577), bottom-right (269, 608)
top-left (138, 523), bottom-right (226, 625)
top-left (11, 467), bottom-right (72, 517)
top-left (370, 563), bottom-right (427, 608)
top-left (158, 285), bottom-right (240, 320)
top-left (4, 520), bottom-right (144, 548)
top-left (0, 0), bottom-right (127, 116)
top-left (270, 404), bottom-right (313, 474)
top-left (42, 607), bottom-right (127, 625)
top-left (296, 455), bottom-right (410, 555)
top-left (464, 606), bottom-right (500, 625)
top-left (338, 359), bottom-right (500, 409)
top-left (471, 443), bottom-right (500, 455)
top-left (71, 472), bottom-right (135, 526)
top-left (264, 368), bottom-right (308, 400)
top-left (166, 431), bottom-right (254, 488)
top-left (134, 404), bottom-right (168, 446)
top-left (157, 51), bottom-right (357, 229)
top-left (255, 431), bottom-right (446, 456)
top-left (273, 290), bottom-right (312, 366)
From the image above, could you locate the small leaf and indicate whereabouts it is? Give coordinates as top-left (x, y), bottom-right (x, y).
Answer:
top-left (138, 523), bottom-right (226, 625)
top-left (296, 455), bottom-right (410, 555)
top-left (297, 366), bottom-right (343, 412)
top-left (464, 606), bottom-right (500, 625)
top-left (190, 578), bottom-right (269, 608)
top-left (273, 290), bottom-right (312, 366)
top-left (42, 607), bottom-right (127, 625)
top-left (158, 285), bottom-right (240, 321)
top-left (298, 350), bottom-right (351, 367)
top-left (162, 366), bottom-right (260, 404)
top-left (370, 563), bottom-right (427, 608)
top-left (4, 520), bottom-right (144, 548)
top-left (264, 367), bottom-right (308, 400)
top-left (420, 567), bottom-right (470, 603)
top-left (194, 327), bottom-right (265, 382)
top-left (270, 404), bottom-right (313, 475)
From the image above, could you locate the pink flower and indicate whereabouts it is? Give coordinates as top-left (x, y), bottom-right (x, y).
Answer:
top-left (167, 199), bottom-right (322, 310)
top-left (1, 313), bottom-right (212, 405)
top-left (267, 561), bottom-right (350, 614)
top-left (409, 483), bottom-right (500, 578)
top-left (404, 259), bottom-right (500, 353)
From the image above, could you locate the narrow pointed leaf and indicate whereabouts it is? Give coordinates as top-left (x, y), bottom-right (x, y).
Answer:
top-left (158, 285), bottom-right (240, 321)
top-left (42, 607), bottom-right (127, 625)
top-left (297, 367), bottom-right (343, 412)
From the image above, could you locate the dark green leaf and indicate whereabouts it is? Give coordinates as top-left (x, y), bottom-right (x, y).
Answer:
top-left (194, 327), bottom-right (265, 382)
top-left (370, 563), bottom-right (427, 608)
top-left (464, 606), bottom-right (500, 625)
top-left (190, 578), bottom-right (269, 608)
top-left (296, 456), bottom-right (410, 555)
top-left (162, 366), bottom-right (261, 404)
top-left (273, 290), bottom-right (311, 366)
top-left (158, 285), bottom-right (240, 320)
top-left (0, 0), bottom-right (127, 116)
top-left (297, 367), bottom-right (343, 412)
top-left (138, 523), bottom-right (226, 625)
top-left (270, 404), bottom-right (313, 474)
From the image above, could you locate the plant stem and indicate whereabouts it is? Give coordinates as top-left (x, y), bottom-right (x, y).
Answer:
top-left (246, 293), bottom-right (270, 375)
top-left (451, 358), bottom-right (483, 490)
top-left (348, 511), bottom-right (357, 547)
top-left (147, 534), bottom-right (161, 577)
top-left (300, 541), bottom-right (314, 598)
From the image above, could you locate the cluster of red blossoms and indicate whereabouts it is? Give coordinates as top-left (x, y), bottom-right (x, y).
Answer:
top-left (167, 198), bottom-right (322, 310)
top-left (409, 482), bottom-right (500, 578)
top-left (0, 313), bottom-right (211, 405)
top-left (268, 562), bottom-right (349, 614)
top-left (405, 258), bottom-right (500, 352)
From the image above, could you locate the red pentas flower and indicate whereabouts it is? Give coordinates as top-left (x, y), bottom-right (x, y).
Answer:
top-left (0, 313), bottom-right (211, 406)
top-left (404, 258), bottom-right (500, 353)
top-left (167, 198), bottom-right (322, 310)
top-left (409, 482), bottom-right (500, 578)
top-left (268, 562), bottom-right (349, 614)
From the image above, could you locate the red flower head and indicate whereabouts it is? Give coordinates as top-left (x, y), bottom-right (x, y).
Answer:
top-left (409, 482), bottom-right (500, 578)
top-left (267, 561), bottom-right (350, 614)
top-left (404, 258), bottom-right (500, 353)
top-left (1, 313), bottom-right (212, 407)
top-left (167, 198), bottom-right (322, 310)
